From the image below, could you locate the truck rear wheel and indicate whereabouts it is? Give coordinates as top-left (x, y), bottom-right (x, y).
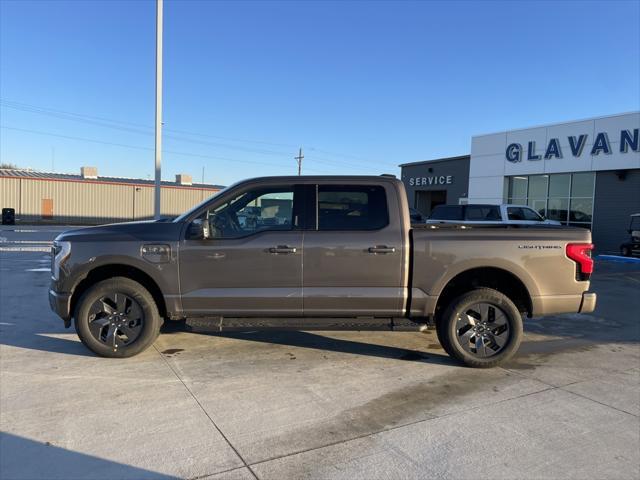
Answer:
top-left (436, 288), bottom-right (523, 368)
top-left (74, 277), bottom-right (161, 358)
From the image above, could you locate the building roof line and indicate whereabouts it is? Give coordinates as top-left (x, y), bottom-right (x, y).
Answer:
top-left (399, 155), bottom-right (470, 168)
top-left (472, 111), bottom-right (640, 139)
top-left (0, 168), bottom-right (224, 189)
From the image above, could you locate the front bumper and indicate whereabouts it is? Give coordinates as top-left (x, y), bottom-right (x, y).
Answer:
top-left (49, 289), bottom-right (72, 326)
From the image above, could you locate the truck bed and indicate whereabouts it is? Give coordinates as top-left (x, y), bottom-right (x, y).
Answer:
top-left (408, 223), bottom-right (592, 318)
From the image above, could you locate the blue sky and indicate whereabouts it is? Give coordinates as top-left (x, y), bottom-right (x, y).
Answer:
top-left (1, 0), bottom-right (639, 186)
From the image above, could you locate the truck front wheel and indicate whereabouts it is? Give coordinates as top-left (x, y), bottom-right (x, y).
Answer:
top-left (74, 277), bottom-right (162, 358)
top-left (436, 288), bottom-right (523, 368)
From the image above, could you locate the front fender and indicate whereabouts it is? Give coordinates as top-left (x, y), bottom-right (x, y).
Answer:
top-left (58, 241), bottom-right (181, 317)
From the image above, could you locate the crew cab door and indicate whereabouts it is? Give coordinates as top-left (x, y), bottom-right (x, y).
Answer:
top-left (179, 184), bottom-right (304, 316)
top-left (302, 183), bottom-right (407, 316)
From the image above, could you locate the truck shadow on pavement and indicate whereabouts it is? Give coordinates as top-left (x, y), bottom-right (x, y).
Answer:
top-left (0, 432), bottom-right (177, 480)
top-left (185, 329), bottom-right (458, 365)
top-left (0, 320), bottom-right (96, 357)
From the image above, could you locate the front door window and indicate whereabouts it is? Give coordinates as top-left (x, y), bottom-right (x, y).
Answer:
top-left (198, 187), bottom-right (295, 238)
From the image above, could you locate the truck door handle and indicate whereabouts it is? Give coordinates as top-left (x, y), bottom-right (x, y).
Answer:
top-left (269, 245), bottom-right (297, 254)
top-left (368, 246), bottom-right (396, 254)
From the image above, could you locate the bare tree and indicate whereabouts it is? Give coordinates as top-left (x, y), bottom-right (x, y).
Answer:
top-left (0, 163), bottom-right (20, 169)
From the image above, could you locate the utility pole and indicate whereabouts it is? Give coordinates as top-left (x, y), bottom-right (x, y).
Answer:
top-left (295, 147), bottom-right (304, 176)
top-left (154, 0), bottom-right (163, 220)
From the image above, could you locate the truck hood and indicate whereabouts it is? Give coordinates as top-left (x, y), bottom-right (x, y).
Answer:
top-left (55, 220), bottom-right (184, 243)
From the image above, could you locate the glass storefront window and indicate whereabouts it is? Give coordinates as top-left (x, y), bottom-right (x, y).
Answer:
top-left (571, 172), bottom-right (595, 197)
top-left (528, 198), bottom-right (547, 217)
top-left (549, 174), bottom-right (571, 197)
top-left (527, 175), bottom-right (548, 216)
top-left (569, 198), bottom-right (593, 223)
top-left (509, 176), bottom-right (528, 200)
top-left (505, 172), bottom-right (595, 229)
top-left (528, 175), bottom-right (548, 199)
top-left (547, 197), bottom-right (569, 222)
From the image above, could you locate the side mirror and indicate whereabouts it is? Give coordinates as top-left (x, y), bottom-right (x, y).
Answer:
top-left (187, 218), bottom-right (209, 240)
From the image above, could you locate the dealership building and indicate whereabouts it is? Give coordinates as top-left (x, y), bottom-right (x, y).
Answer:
top-left (401, 112), bottom-right (640, 252)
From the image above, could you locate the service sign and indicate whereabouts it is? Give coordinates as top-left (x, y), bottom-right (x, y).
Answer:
top-left (505, 128), bottom-right (639, 163)
top-left (408, 175), bottom-right (453, 186)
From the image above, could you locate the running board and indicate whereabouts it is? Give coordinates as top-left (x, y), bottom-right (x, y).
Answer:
top-left (185, 317), bottom-right (433, 333)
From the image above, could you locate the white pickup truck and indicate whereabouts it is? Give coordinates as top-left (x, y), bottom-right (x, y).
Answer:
top-left (427, 204), bottom-right (561, 225)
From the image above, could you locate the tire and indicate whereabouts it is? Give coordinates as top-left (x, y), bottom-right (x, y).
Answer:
top-left (436, 288), bottom-right (523, 368)
top-left (621, 246), bottom-right (631, 257)
top-left (74, 277), bottom-right (162, 358)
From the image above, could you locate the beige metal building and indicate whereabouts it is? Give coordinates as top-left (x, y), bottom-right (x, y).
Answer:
top-left (0, 167), bottom-right (223, 224)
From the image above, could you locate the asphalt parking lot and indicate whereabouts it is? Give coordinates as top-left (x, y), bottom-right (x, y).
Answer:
top-left (1, 226), bottom-right (639, 480)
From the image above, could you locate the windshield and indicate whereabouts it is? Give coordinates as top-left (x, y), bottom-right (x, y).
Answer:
top-left (173, 185), bottom-right (231, 223)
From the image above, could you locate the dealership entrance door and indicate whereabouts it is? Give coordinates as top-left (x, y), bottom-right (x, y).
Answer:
top-left (415, 190), bottom-right (447, 216)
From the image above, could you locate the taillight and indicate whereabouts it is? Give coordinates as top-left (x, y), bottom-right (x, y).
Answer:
top-left (566, 243), bottom-right (594, 281)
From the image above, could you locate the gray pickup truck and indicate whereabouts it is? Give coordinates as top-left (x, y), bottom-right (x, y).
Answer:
top-left (49, 175), bottom-right (596, 367)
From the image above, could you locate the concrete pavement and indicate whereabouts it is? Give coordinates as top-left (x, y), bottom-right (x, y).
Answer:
top-left (0, 226), bottom-right (638, 479)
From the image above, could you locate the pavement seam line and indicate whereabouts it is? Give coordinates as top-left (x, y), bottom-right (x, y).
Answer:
top-left (503, 365), bottom-right (640, 418)
top-left (152, 344), bottom-right (260, 480)
top-left (187, 465), bottom-right (252, 480)
top-left (559, 386), bottom-right (640, 418)
top-left (247, 384), bottom-right (556, 469)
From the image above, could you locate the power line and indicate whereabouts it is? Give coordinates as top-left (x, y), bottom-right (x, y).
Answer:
top-left (0, 99), bottom-right (297, 149)
top-left (304, 153), bottom-right (370, 169)
top-left (0, 125), bottom-right (336, 174)
top-left (0, 98), bottom-right (398, 169)
top-left (0, 99), bottom-right (153, 129)
top-left (0, 100), bottom-right (295, 158)
top-left (308, 146), bottom-right (389, 165)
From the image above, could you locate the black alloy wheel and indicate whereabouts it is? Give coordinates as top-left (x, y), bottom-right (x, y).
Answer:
top-left (74, 277), bottom-right (162, 358)
top-left (87, 293), bottom-right (144, 348)
top-left (436, 288), bottom-right (523, 368)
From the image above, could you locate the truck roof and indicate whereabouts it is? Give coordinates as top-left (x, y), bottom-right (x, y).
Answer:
top-left (240, 175), bottom-right (399, 182)
top-left (227, 175), bottom-right (404, 190)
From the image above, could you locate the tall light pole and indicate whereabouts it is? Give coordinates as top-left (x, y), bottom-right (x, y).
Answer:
top-left (154, 0), bottom-right (163, 220)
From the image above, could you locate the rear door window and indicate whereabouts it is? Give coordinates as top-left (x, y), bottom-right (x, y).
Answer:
top-left (465, 205), bottom-right (501, 221)
top-left (317, 185), bottom-right (389, 230)
top-left (507, 207), bottom-right (525, 221)
top-left (429, 205), bottom-right (463, 221)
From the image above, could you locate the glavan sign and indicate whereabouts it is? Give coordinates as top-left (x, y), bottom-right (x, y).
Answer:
top-left (505, 128), bottom-right (639, 163)
top-left (408, 175), bottom-right (453, 186)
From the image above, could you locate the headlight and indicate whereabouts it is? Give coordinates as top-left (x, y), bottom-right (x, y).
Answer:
top-left (51, 241), bottom-right (71, 281)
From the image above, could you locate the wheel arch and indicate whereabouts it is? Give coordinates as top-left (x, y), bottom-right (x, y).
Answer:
top-left (434, 266), bottom-right (533, 321)
top-left (70, 264), bottom-right (167, 319)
